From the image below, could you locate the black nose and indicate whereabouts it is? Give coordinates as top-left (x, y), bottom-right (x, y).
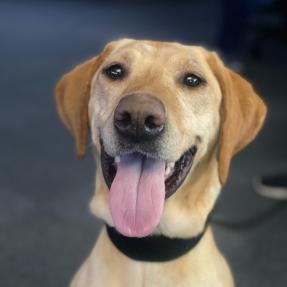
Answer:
top-left (114, 94), bottom-right (166, 142)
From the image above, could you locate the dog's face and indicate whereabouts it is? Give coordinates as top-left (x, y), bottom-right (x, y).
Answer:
top-left (90, 40), bottom-right (221, 164)
top-left (55, 39), bottom-right (266, 238)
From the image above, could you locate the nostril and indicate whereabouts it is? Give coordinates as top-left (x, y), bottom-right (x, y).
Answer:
top-left (144, 115), bottom-right (165, 134)
top-left (119, 111), bottom-right (131, 126)
top-left (115, 111), bottom-right (132, 129)
top-left (145, 116), bottom-right (158, 130)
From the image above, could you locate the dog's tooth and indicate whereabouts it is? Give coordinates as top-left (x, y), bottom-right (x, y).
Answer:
top-left (165, 166), bottom-right (171, 176)
top-left (168, 162), bottom-right (175, 169)
top-left (115, 156), bottom-right (120, 163)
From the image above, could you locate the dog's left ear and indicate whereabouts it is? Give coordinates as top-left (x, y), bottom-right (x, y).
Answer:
top-left (207, 52), bottom-right (267, 185)
top-left (55, 44), bottom-right (114, 157)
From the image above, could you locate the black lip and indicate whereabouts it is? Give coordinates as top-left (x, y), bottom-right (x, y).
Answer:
top-left (100, 144), bottom-right (197, 199)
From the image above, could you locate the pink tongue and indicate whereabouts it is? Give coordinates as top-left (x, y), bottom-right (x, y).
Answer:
top-left (109, 153), bottom-right (165, 237)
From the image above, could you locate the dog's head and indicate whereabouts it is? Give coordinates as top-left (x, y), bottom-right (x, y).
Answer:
top-left (55, 39), bottom-right (266, 238)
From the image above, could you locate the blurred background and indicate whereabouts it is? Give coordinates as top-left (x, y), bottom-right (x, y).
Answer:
top-left (0, 0), bottom-right (286, 286)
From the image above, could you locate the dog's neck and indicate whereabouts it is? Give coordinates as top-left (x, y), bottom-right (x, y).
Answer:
top-left (106, 218), bottom-right (210, 262)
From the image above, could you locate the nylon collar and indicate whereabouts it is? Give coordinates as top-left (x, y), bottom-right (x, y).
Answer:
top-left (106, 222), bottom-right (209, 262)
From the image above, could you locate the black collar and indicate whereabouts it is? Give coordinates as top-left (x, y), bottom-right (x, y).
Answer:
top-left (106, 222), bottom-right (209, 262)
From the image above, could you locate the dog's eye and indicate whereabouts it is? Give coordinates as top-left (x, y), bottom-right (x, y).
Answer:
top-left (104, 64), bottom-right (125, 80)
top-left (183, 73), bottom-right (202, 87)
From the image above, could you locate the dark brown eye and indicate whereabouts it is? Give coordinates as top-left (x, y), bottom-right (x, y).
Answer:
top-left (104, 64), bottom-right (125, 80)
top-left (183, 73), bottom-right (202, 87)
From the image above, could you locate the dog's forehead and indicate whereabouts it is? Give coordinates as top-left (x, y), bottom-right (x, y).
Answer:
top-left (109, 40), bottom-right (204, 64)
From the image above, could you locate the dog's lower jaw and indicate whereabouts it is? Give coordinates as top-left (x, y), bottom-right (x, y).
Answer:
top-left (90, 152), bottom-right (221, 239)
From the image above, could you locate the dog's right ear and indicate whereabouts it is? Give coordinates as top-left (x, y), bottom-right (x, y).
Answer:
top-left (55, 44), bottom-right (115, 157)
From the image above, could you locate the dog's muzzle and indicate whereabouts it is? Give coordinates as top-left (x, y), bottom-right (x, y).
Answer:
top-left (100, 93), bottom-right (197, 238)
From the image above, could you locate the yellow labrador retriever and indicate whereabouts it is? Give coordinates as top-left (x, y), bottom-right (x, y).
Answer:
top-left (55, 39), bottom-right (267, 287)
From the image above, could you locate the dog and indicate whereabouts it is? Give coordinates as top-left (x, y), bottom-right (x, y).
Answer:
top-left (55, 39), bottom-right (267, 287)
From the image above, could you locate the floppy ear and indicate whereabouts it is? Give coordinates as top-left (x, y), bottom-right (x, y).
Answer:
top-left (207, 53), bottom-right (267, 185)
top-left (55, 45), bottom-right (113, 157)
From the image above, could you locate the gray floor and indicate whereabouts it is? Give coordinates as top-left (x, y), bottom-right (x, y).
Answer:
top-left (0, 1), bottom-right (286, 286)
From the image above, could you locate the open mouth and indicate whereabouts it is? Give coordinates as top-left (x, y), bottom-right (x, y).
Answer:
top-left (100, 144), bottom-right (197, 237)
top-left (101, 145), bottom-right (197, 198)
